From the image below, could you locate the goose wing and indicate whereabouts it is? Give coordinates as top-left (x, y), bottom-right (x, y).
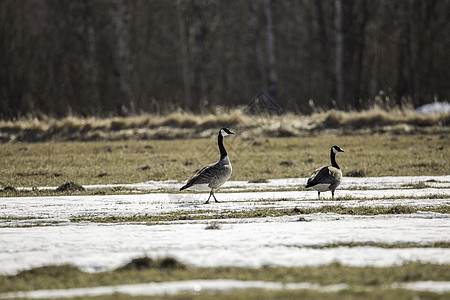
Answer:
top-left (306, 166), bottom-right (335, 188)
top-left (180, 162), bottom-right (220, 190)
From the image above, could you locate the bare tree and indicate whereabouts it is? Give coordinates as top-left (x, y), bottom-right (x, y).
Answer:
top-left (313, 1), bottom-right (331, 106)
top-left (191, 0), bottom-right (209, 112)
top-left (249, 0), bottom-right (266, 92)
top-left (264, 0), bottom-right (278, 101)
top-left (109, 0), bottom-right (131, 116)
top-left (334, 0), bottom-right (345, 108)
top-left (176, 0), bottom-right (191, 110)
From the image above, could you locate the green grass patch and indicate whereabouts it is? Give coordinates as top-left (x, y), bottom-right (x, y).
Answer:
top-left (79, 289), bottom-right (449, 300)
top-left (69, 205), bottom-right (450, 224)
top-left (1, 259), bottom-right (449, 294)
top-left (336, 194), bottom-right (450, 201)
top-left (402, 182), bottom-right (431, 189)
top-left (0, 187), bottom-right (148, 198)
top-left (0, 133), bottom-right (449, 190)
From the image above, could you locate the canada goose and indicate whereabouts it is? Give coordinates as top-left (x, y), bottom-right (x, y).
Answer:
top-left (180, 127), bottom-right (234, 204)
top-left (305, 145), bottom-right (345, 200)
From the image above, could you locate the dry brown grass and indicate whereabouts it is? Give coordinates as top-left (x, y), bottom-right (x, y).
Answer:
top-left (0, 133), bottom-right (448, 188)
top-left (0, 109), bottom-right (448, 142)
top-left (322, 109), bottom-right (450, 129)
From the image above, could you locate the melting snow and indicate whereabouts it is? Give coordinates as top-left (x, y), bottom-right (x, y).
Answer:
top-left (0, 176), bottom-right (449, 275)
top-left (415, 101), bottom-right (450, 114)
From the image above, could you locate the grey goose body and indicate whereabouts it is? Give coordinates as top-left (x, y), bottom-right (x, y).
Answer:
top-left (306, 145), bottom-right (345, 199)
top-left (180, 128), bottom-right (234, 204)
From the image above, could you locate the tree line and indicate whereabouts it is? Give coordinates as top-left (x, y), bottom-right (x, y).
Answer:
top-left (0, 0), bottom-right (448, 119)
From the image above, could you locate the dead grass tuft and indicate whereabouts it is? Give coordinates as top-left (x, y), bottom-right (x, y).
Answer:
top-left (116, 256), bottom-right (186, 271)
top-left (160, 113), bottom-right (200, 128)
top-left (15, 264), bottom-right (83, 278)
top-left (248, 178), bottom-right (269, 183)
top-left (1, 108), bottom-right (448, 142)
top-left (345, 170), bottom-right (367, 177)
top-left (157, 257), bottom-right (186, 269)
top-left (2, 186), bottom-right (17, 192)
top-left (116, 257), bottom-right (154, 271)
top-left (56, 181), bottom-right (85, 192)
top-left (322, 109), bottom-right (449, 129)
top-left (205, 222), bottom-right (222, 230)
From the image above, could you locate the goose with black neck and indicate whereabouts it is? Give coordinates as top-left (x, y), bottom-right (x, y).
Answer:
top-left (305, 145), bottom-right (345, 200)
top-left (180, 128), bottom-right (234, 204)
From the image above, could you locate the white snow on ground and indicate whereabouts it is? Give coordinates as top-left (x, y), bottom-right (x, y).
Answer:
top-left (415, 101), bottom-right (450, 114)
top-left (396, 281), bottom-right (450, 293)
top-left (1, 187), bottom-right (449, 222)
top-left (1, 214), bottom-right (449, 274)
top-left (0, 176), bottom-right (449, 276)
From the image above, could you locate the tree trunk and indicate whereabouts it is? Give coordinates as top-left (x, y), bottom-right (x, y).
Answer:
top-left (192, 0), bottom-right (208, 112)
top-left (354, 0), bottom-right (368, 109)
top-left (334, 0), bottom-right (345, 109)
top-left (176, 0), bottom-right (191, 111)
top-left (283, 0), bottom-right (295, 110)
top-left (307, 4), bottom-right (315, 102)
top-left (264, 0), bottom-right (278, 101)
top-left (314, 1), bottom-right (330, 107)
top-left (109, 0), bottom-right (130, 116)
top-left (249, 0), bottom-right (265, 92)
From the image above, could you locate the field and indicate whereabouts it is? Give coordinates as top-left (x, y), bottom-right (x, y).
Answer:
top-left (0, 111), bottom-right (449, 299)
top-left (0, 133), bottom-right (449, 189)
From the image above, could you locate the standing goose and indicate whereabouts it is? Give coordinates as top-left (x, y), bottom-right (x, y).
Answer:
top-left (305, 145), bottom-right (345, 200)
top-left (180, 127), bottom-right (234, 204)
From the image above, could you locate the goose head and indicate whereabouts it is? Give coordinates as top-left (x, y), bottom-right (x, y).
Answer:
top-left (331, 145), bottom-right (345, 153)
top-left (220, 128), bottom-right (235, 137)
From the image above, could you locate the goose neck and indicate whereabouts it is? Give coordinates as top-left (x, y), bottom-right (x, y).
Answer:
top-left (218, 132), bottom-right (227, 160)
top-left (330, 148), bottom-right (340, 169)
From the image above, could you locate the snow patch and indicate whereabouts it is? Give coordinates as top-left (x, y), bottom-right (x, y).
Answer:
top-left (415, 102), bottom-right (450, 114)
top-left (0, 176), bottom-right (449, 275)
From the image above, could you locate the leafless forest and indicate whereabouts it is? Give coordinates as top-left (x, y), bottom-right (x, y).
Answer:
top-left (0, 0), bottom-right (448, 119)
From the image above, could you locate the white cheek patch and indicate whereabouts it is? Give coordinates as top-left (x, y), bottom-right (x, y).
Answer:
top-left (332, 147), bottom-right (338, 154)
top-left (220, 129), bottom-right (228, 136)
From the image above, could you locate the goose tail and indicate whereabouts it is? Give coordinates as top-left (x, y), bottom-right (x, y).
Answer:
top-left (180, 182), bottom-right (193, 191)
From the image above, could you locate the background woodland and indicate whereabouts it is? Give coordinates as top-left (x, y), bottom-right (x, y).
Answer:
top-left (1, 0), bottom-right (448, 119)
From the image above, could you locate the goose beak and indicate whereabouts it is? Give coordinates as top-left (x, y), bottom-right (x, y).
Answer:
top-left (229, 130), bottom-right (235, 135)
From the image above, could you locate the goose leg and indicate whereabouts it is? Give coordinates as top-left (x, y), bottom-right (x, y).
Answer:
top-left (332, 190), bottom-right (335, 200)
top-left (317, 192), bottom-right (320, 200)
top-left (212, 192), bottom-right (219, 203)
top-left (204, 192), bottom-right (212, 204)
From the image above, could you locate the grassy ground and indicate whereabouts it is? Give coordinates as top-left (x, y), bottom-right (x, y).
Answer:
top-left (1, 113), bottom-right (449, 298)
top-left (0, 133), bottom-right (448, 190)
top-left (70, 290), bottom-right (448, 300)
top-left (1, 260), bottom-right (449, 299)
top-left (67, 205), bottom-right (450, 225)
